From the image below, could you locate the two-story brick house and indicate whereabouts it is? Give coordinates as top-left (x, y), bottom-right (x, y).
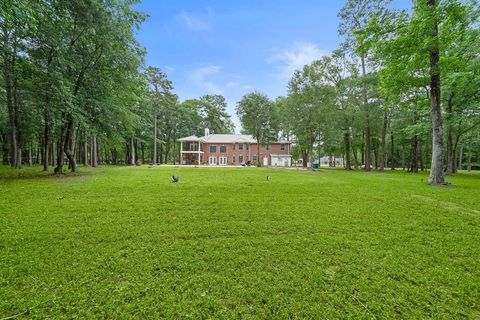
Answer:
top-left (178, 129), bottom-right (292, 166)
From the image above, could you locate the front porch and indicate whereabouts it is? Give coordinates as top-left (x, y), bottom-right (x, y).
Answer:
top-left (178, 136), bottom-right (204, 165)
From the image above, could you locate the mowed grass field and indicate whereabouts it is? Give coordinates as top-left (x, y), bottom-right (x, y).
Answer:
top-left (0, 165), bottom-right (479, 319)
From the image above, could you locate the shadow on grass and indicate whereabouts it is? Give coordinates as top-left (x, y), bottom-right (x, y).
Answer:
top-left (0, 165), bottom-right (99, 181)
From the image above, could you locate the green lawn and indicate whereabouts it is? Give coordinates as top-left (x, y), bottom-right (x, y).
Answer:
top-left (0, 166), bottom-right (479, 319)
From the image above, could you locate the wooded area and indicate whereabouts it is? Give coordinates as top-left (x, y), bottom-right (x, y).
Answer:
top-left (276, 0), bottom-right (480, 185)
top-left (1, 0), bottom-right (479, 185)
top-left (0, 0), bottom-right (235, 173)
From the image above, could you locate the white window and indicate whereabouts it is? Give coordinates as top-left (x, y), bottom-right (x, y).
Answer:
top-left (209, 156), bottom-right (217, 165)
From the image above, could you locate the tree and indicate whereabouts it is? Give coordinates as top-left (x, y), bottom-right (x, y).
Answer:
top-left (338, 0), bottom-right (391, 171)
top-left (424, 0), bottom-right (444, 184)
top-left (281, 61), bottom-right (337, 167)
top-left (145, 66), bottom-right (173, 165)
top-left (363, 0), bottom-right (480, 182)
top-left (310, 50), bottom-right (362, 170)
top-left (199, 95), bottom-right (234, 134)
top-left (236, 92), bottom-right (278, 166)
top-left (0, 0), bottom-right (37, 168)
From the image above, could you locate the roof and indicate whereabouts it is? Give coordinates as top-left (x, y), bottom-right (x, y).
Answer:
top-left (178, 134), bottom-right (292, 144)
top-left (203, 134), bottom-right (256, 143)
top-left (177, 135), bottom-right (201, 142)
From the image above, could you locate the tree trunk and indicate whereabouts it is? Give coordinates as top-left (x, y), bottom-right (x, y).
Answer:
top-left (3, 49), bottom-right (18, 168)
top-left (445, 94), bottom-right (454, 175)
top-left (361, 55), bottom-right (371, 172)
top-left (90, 138), bottom-right (94, 166)
top-left (427, 0), bottom-right (445, 185)
top-left (130, 136), bottom-right (135, 165)
top-left (43, 113), bottom-right (49, 171)
top-left (50, 141), bottom-right (56, 167)
top-left (344, 128), bottom-right (352, 170)
top-left (165, 142), bottom-right (171, 164)
top-left (302, 149), bottom-right (308, 168)
top-left (91, 135), bottom-right (98, 167)
top-left (452, 126), bottom-right (462, 174)
top-left (28, 148), bottom-right (32, 166)
top-left (352, 141), bottom-right (359, 169)
top-left (467, 142), bottom-right (472, 172)
top-left (2, 133), bottom-right (9, 165)
top-left (134, 138), bottom-right (138, 164)
top-left (458, 143), bottom-right (464, 171)
top-left (390, 131), bottom-right (395, 170)
top-left (361, 130), bottom-right (365, 166)
top-left (64, 116), bottom-right (76, 172)
top-left (96, 138), bottom-right (101, 165)
top-left (410, 104), bottom-right (419, 173)
top-left (159, 142), bottom-right (163, 164)
top-left (419, 140), bottom-right (425, 171)
top-left (83, 139), bottom-right (88, 166)
top-left (379, 109), bottom-right (388, 172)
top-left (152, 104), bottom-right (157, 165)
top-left (17, 147), bottom-right (22, 168)
top-left (104, 146), bottom-right (108, 164)
top-left (55, 118), bottom-right (66, 173)
top-left (410, 136), bottom-right (418, 173)
top-left (2, 33), bottom-right (13, 166)
top-left (36, 142), bottom-right (41, 164)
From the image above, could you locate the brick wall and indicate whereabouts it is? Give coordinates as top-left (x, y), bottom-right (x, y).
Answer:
top-left (201, 142), bottom-right (290, 165)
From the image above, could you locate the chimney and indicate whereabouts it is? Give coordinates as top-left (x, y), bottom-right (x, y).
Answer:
top-left (205, 128), bottom-right (210, 137)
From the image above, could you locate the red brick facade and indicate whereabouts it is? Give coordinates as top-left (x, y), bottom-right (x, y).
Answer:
top-left (181, 141), bottom-right (291, 166)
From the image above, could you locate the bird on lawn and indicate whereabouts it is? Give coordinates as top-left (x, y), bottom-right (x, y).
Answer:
top-left (265, 175), bottom-right (270, 182)
top-left (171, 175), bottom-right (180, 183)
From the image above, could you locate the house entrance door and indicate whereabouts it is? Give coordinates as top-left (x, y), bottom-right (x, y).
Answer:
top-left (263, 156), bottom-right (269, 166)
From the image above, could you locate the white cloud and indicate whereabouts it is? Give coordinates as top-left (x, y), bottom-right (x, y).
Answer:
top-left (164, 66), bottom-right (175, 74)
top-left (226, 81), bottom-right (240, 89)
top-left (177, 9), bottom-right (213, 31)
top-left (267, 42), bottom-right (327, 79)
top-left (184, 65), bottom-right (255, 133)
top-left (186, 65), bottom-right (253, 96)
top-left (187, 65), bottom-right (223, 94)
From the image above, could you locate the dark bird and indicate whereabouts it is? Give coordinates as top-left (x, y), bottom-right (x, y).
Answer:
top-left (171, 175), bottom-right (180, 183)
top-left (265, 175), bottom-right (270, 182)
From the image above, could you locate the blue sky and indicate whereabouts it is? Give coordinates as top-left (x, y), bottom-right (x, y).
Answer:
top-left (134, 0), bottom-right (410, 131)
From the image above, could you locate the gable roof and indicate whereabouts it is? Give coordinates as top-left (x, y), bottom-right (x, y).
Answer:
top-left (178, 134), bottom-right (292, 144)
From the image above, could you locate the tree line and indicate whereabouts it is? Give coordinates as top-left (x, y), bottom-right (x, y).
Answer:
top-left (1, 0), bottom-right (480, 186)
top-left (0, 0), bottom-right (234, 172)
top-left (237, 0), bottom-right (480, 185)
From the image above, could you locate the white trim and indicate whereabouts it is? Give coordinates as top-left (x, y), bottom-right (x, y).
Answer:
top-left (219, 155), bottom-right (227, 165)
top-left (263, 156), bottom-right (269, 166)
top-left (209, 156), bottom-right (217, 165)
